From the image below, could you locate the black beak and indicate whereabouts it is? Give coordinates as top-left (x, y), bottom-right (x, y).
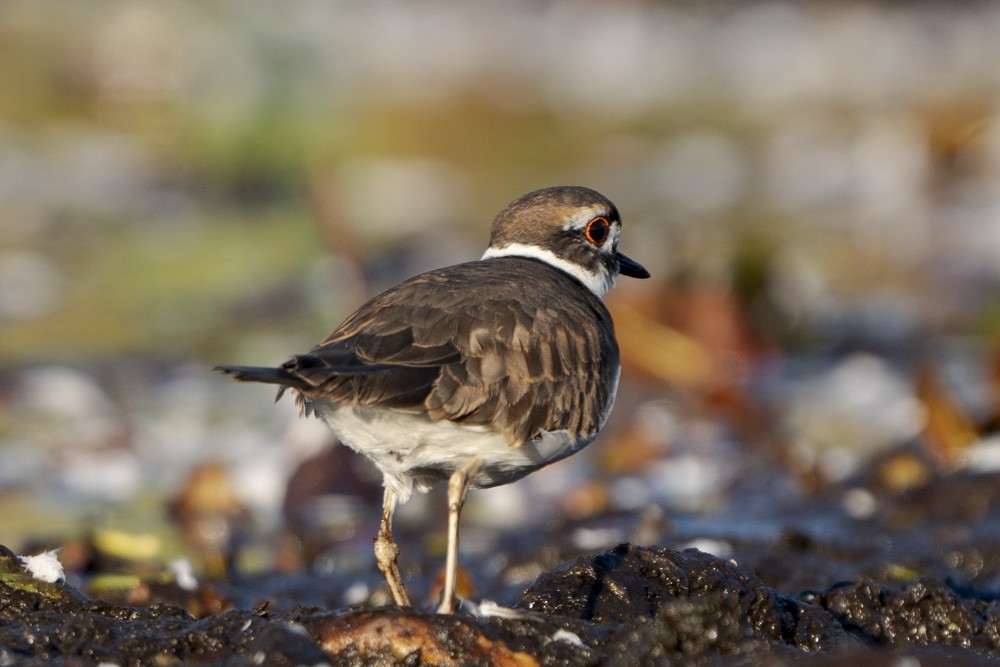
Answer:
top-left (618, 252), bottom-right (650, 279)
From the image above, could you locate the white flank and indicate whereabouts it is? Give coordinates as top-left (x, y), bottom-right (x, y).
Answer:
top-left (481, 243), bottom-right (614, 298)
top-left (18, 549), bottom-right (64, 583)
top-left (317, 403), bottom-right (594, 502)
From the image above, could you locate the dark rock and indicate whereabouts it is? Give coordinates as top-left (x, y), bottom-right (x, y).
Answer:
top-left (518, 543), bottom-right (851, 662)
top-left (245, 620), bottom-right (332, 666)
top-left (4, 541), bottom-right (1000, 665)
top-left (822, 577), bottom-right (1000, 654)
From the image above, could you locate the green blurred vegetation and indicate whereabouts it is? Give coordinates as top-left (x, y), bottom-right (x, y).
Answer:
top-left (2, 210), bottom-right (317, 361)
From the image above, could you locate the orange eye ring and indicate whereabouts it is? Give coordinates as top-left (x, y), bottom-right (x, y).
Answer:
top-left (585, 217), bottom-right (610, 246)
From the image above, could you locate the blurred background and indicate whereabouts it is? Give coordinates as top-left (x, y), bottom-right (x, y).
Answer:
top-left (3, 0), bottom-right (1000, 608)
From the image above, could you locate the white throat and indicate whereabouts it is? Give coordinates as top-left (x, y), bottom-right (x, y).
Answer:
top-left (481, 243), bottom-right (614, 298)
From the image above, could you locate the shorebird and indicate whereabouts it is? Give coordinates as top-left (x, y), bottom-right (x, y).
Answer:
top-left (217, 185), bottom-right (649, 612)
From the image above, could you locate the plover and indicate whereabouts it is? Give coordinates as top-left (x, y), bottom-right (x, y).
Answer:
top-left (217, 186), bottom-right (649, 612)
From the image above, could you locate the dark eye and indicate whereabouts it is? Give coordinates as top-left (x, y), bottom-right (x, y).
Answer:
top-left (584, 217), bottom-right (610, 246)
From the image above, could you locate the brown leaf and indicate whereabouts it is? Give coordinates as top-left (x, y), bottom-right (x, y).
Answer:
top-left (915, 361), bottom-right (978, 467)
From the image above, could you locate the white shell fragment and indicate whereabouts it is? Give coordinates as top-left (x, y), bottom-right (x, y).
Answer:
top-left (551, 629), bottom-right (587, 648)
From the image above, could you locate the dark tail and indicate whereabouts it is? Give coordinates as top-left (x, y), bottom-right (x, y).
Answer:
top-left (214, 365), bottom-right (310, 391)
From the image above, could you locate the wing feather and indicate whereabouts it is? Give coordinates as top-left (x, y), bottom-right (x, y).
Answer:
top-left (282, 258), bottom-right (618, 445)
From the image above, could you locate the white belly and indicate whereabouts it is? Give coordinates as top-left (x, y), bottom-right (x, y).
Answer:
top-left (313, 403), bottom-right (594, 502)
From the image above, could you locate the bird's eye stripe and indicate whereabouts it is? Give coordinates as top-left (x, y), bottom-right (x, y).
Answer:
top-left (585, 217), bottom-right (609, 246)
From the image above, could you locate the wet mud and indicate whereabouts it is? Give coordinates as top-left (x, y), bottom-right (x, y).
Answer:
top-left (4, 469), bottom-right (1000, 666)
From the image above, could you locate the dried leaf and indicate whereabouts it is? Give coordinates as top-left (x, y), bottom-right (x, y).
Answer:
top-left (915, 362), bottom-right (978, 467)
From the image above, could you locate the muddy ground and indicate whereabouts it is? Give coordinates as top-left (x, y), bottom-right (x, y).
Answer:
top-left (3, 459), bottom-right (1000, 665)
